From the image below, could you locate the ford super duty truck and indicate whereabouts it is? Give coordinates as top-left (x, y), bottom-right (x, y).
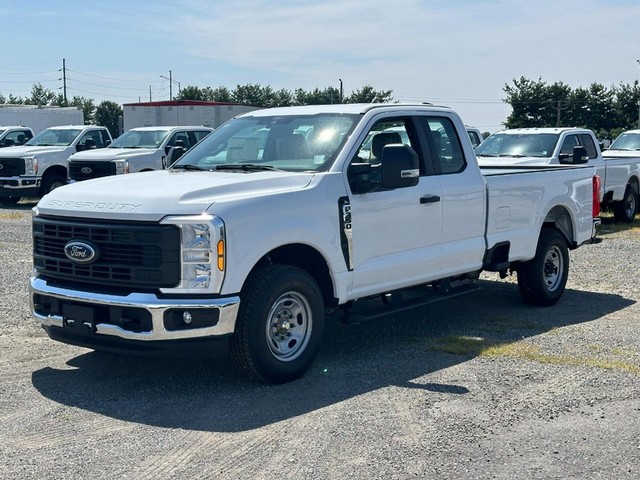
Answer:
top-left (30, 104), bottom-right (601, 383)
top-left (476, 127), bottom-right (640, 222)
top-left (67, 126), bottom-right (214, 182)
top-left (0, 124), bottom-right (113, 205)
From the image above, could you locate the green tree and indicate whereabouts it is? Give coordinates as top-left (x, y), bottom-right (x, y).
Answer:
top-left (175, 85), bottom-right (209, 101)
top-left (25, 83), bottom-right (57, 106)
top-left (345, 85), bottom-right (393, 103)
top-left (94, 100), bottom-right (122, 138)
top-left (69, 96), bottom-right (96, 124)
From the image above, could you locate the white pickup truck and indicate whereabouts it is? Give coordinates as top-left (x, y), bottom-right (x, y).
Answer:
top-left (0, 125), bottom-right (113, 204)
top-left (476, 127), bottom-right (640, 222)
top-left (67, 126), bottom-right (214, 182)
top-left (30, 104), bottom-right (601, 383)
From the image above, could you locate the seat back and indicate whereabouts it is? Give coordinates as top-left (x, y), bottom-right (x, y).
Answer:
top-left (370, 131), bottom-right (403, 163)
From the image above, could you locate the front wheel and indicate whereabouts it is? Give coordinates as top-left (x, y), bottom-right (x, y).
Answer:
top-left (613, 184), bottom-right (638, 223)
top-left (41, 174), bottom-right (66, 196)
top-left (230, 265), bottom-right (325, 383)
top-left (517, 229), bottom-right (569, 306)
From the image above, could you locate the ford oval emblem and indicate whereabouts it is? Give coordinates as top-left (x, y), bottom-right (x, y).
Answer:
top-left (81, 167), bottom-right (93, 174)
top-left (64, 240), bottom-right (98, 264)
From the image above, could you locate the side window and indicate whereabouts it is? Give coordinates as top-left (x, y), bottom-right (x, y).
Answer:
top-left (99, 130), bottom-right (111, 146)
top-left (468, 131), bottom-right (481, 148)
top-left (4, 130), bottom-right (31, 145)
top-left (418, 117), bottom-right (466, 174)
top-left (578, 133), bottom-right (598, 159)
top-left (559, 135), bottom-right (579, 155)
top-left (353, 118), bottom-right (414, 165)
top-left (77, 131), bottom-right (102, 149)
top-left (193, 130), bottom-right (212, 143)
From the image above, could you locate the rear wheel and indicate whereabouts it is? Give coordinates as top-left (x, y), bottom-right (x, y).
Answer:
top-left (230, 265), bottom-right (325, 384)
top-left (517, 229), bottom-right (569, 306)
top-left (613, 184), bottom-right (638, 223)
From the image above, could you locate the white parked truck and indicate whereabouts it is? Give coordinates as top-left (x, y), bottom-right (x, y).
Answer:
top-left (68, 126), bottom-right (214, 182)
top-left (476, 127), bottom-right (640, 222)
top-left (30, 104), bottom-right (601, 383)
top-left (599, 129), bottom-right (640, 222)
top-left (0, 125), bottom-right (112, 204)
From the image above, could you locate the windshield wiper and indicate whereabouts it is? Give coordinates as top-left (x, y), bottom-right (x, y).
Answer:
top-left (172, 164), bottom-right (211, 171)
top-left (476, 153), bottom-right (497, 157)
top-left (501, 154), bottom-right (527, 158)
top-left (215, 163), bottom-right (281, 172)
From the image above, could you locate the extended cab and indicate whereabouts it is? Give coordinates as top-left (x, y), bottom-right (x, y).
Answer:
top-left (30, 104), bottom-right (601, 383)
top-left (0, 125), bottom-right (112, 204)
top-left (0, 126), bottom-right (34, 147)
top-left (68, 126), bottom-right (213, 182)
top-left (476, 127), bottom-right (640, 222)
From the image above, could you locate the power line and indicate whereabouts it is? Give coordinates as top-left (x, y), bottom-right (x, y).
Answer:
top-left (67, 68), bottom-right (164, 85)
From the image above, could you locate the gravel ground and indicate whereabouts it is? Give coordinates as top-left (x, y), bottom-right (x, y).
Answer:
top-left (1, 199), bottom-right (639, 479)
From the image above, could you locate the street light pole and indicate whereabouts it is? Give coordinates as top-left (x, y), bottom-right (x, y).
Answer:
top-left (339, 78), bottom-right (343, 103)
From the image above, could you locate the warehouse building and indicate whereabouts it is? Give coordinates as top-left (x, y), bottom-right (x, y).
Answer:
top-left (122, 100), bottom-right (259, 132)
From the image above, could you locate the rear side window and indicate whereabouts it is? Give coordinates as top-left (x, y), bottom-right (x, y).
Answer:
top-left (418, 117), bottom-right (466, 174)
top-left (578, 133), bottom-right (598, 159)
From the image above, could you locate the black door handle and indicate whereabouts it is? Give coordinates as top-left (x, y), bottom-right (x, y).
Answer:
top-left (420, 195), bottom-right (441, 204)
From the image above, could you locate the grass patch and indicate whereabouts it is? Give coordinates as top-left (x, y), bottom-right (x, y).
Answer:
top-left (598, 210), bottom-right (640, 235)
top-left (0, 211), bottom-right (22, 220)
top-left (429, 335), bottom-right (640, 374)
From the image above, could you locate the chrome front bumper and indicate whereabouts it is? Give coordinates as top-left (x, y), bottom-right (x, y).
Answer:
top-left (30, 276), bottom-right (240, 342)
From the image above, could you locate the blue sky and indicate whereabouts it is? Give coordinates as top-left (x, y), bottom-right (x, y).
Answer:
top-left (2, 0), bottom-right (640, 132)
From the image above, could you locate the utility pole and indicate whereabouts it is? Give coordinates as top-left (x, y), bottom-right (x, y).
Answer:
top-left (339, 78), bottom-right (343, 103)
top-left (556, 100), bottom-right (562, 127)
top-left (637, 60), bottom-right (640, 128)
top-left (62, 58), bottom-right (67, 105)
top-left (149, 85), bottom-right (152, 102)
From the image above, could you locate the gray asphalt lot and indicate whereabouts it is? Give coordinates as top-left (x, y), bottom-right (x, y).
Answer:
top-left (1, 200), bottom-right (639, 479)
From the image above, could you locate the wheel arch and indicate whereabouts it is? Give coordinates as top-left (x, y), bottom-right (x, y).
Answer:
top-left (542, 205), bottom-right (575, 249)
top-left (244, 243), bottom-right (337, 308)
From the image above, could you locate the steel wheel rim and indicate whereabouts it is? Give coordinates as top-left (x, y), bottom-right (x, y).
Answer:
top-left (625, 193), bottom-right (636, 218)
top-left (265, 291), bottom-right (312, 362)
top-left (543, 245), bottom-right (563, 292)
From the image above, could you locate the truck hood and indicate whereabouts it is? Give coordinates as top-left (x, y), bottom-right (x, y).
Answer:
top-left (476, 156), bottom-right (553, 166)
top-left (603, 150), bottom-right (640, 159)
top-left (36, 169), bottom-right (315, 221)
top-left (70, 147), bottom-right (157, 161)
top-left (0, 145), bottom-right (68, 157)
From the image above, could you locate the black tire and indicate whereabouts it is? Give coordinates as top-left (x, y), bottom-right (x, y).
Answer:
top-left (41, 174), bottom-right (66, 196)
top-left (230, 265), bottom-right (325, 384)
top-left (0, 196), bottom-right (20, 206)
top-left (613, 184), bottom-right (638, 223)
top-left (517, 229), bottom-right (569, 306)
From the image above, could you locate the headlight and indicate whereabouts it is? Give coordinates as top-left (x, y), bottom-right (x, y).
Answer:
top-left (114, 159), bottom-right (129, 174)
top-left (160, 214), bottom-right (226, 294)
top-left (24, 156), bottom-right (38, 176)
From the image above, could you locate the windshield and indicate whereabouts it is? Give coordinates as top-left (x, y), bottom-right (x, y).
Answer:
top-left (110, 129), bottom-right (169, 149)
top-left (172, 113), bottom-right (359, 172)
top-left (475, 133), bottom-right (559, 158)
top-left (26, 128), bottom-right (82, 147)
top-left (609, 132), bottom-right (640, 151)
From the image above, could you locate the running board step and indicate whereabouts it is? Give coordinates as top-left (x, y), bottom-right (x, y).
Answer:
top-left (342, 283), bottom-right (480, 324)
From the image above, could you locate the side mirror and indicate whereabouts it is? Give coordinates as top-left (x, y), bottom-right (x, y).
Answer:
top-left (572, 145), bottom-right (588, 164)
top-left (380, 144), bottom-right (419, 188)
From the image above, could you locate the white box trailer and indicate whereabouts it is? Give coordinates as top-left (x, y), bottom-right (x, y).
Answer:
top-left (122, 100), bottom-right (259, 132)
top-left (0, 105), bottom-right (84, 134)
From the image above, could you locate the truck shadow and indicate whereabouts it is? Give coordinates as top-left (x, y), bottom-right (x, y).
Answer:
top-left (31, 280), bottom-right (634, 433)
